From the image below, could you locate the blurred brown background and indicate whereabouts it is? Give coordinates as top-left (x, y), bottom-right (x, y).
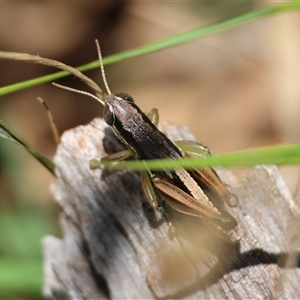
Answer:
top-left (1, 1), bottom-right (300, 207)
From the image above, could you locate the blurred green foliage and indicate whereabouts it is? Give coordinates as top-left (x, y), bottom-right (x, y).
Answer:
top-left (0, 203), bottom-right (56, 299)
top-left (0, 206), bottom-right (48, 298)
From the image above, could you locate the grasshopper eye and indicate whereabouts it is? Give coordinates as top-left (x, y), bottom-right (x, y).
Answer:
top-left (115, 92), bottom-right (135, 103)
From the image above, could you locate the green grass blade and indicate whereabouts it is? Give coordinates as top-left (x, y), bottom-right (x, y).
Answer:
top-left (97, 143), bottom-right (300, 171)
top-left (0, 2), bottom-right (299, 96)
top-left (0, 118), bottom-right (55, 174)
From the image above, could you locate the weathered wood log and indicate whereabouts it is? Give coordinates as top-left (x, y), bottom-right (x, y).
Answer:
top-left (43, 118), bottom-right (300, 299)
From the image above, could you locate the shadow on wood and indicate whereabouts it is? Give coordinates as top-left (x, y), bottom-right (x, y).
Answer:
top-left (43, 118), bottom-right (300, 299)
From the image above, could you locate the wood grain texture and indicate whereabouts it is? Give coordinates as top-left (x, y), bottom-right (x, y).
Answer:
top-left (43, 118), bottom-right (300, 299)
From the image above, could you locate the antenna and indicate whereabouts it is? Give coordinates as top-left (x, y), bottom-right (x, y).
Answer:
top-left (52, 83), bottom-right (105, 106)
top-left (95, 39), bottom-right (112, 95)
top-left (51, 40), bottom-right (108, 107)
